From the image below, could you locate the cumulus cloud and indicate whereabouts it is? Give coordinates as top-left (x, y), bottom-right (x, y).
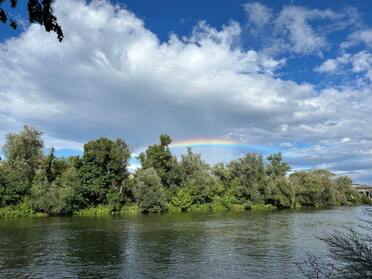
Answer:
top-left (315, 51), bottom-right (372, 84)
top-left (0, 0), bottom-right (372, 183)
top-left (243, 3), bottom-right (360, 57)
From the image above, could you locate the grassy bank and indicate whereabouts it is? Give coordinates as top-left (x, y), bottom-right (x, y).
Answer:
top-left (1, 200), bottom-right (369, 218)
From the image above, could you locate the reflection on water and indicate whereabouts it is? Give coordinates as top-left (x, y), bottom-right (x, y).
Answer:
top-left (0, 206), bottom-right (365, 278)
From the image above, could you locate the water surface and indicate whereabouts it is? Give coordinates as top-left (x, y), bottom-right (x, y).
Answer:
top-left (0, 206), bottom-right (365, 278)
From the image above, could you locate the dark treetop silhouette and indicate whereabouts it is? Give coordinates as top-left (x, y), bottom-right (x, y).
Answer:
top-left (0, 0), bottom-right (63, 41)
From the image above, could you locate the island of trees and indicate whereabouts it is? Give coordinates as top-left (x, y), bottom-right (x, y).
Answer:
top-left (0, 126), bottom-right (370, 217)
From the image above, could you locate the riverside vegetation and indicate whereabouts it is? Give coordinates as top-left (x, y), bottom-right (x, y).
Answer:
top-left (0, 126), bottom-right (370, 217)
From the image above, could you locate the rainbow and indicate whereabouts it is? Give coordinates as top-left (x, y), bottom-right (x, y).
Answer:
top-left (169, 139), bottom-right (274, 154)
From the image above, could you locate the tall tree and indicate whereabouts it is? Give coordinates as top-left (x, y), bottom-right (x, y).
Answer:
top-left (289, 171), bottom-right (323, 206)
top-left (1, 125), bottom-right (44, 204)
top-left (265, 153), bottom-right (294, 208)
top-left (266, 152), bottom-right (290, 178)
top-left (0, 0), bottom-right (63, 41)
top-left (176, 147), bottom-right (216, 205)
top-left (79, 137), bottom-right (131, 206)
top-left (133, 167), bottom-right (167, 213)
top-left (228, 153), bottom-right (267, 204)
top-left (137, 134), bottom-right (176, 187)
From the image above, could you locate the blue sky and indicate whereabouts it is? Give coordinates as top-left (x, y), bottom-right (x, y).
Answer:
top-left (1, 0), bottom-right (372, 184)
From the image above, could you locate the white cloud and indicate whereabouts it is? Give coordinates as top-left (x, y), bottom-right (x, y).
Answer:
top-left (243, 2), bottom-right (272, 34)
top-left (243, 3), bottom-right (360, 57)
top-left (0, 0), bottom-right (371, 184)
top-left (314, 59), bottom-right (339, 73)
top-left (275, 6), bottom-right (330, 55)
top-left (315, 51), bottom-right (372, 83)
top-left (342, 29), bottom-right (372, 49)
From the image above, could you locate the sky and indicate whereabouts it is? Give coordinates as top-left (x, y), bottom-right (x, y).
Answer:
top-left (0, 0), bottom-right (372, 184)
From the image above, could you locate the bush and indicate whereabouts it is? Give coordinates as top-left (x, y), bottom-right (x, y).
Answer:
top-left (133, 168), bottom-right (167, 213)
top-left (297, 206), bottom-right (372, 279)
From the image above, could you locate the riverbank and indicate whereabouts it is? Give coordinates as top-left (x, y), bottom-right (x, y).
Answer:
top-left (1, 200), bottom-right (367, 218)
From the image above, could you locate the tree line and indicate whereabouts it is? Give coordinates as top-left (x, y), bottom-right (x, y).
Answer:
top-left (0, 126), bottom-right (370, 216)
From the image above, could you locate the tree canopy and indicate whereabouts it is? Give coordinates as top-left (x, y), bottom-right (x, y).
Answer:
top-left (0, 126), bottom-right (370, 216)
top-left (0, 0), bottom-right (63, 41)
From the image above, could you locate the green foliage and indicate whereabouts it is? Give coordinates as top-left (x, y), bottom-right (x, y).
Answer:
top-left (250, 204), bottom-right (277, 210)
top-left (333, 176), bottom-right (362, 205)
top-left (1, 128), bottom-right (369, 217)
top-left (266, 152), bottom-right (290, 178)
top-left (29, 166), bottom-right (87, 215)
top-left (1, 125), bottom-right (44, 204)
top-left (79, 137), bottom-right (131, 205)
top-left (219, 192), bottom-right (239, 210)
top-left (228, 153), bottom-right (267, 204)
top-left (42, 148), bottom-right (70, 183)
top-left (290, 171), bottom-right (324, 206)
top-left (171, 148), bottom-right (218, 205)
top-left (0, 0), bottom-right (63, 41)
top-left (0, 198), bottom-right (35, 218)
top-left (73, 205), bottom-right (113, 216)
top-left (171, 188), bottom-right (193, 211)
top-left (269, 177), bottom-right (296, 208)
top-left (3, 125), bottom-right (44, 172)
top-left (106, 191), bottom-right (126, 212)
top-left (30, 180), bottom-right (76, 215)
top-left (133, 168), bottom-right (167, 213)
top-left (137, 134), bottom-right (176, 187)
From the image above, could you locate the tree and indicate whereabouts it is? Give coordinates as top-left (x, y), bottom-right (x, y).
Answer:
top-left (290, 171), bottom-right (324, 206)
top-left (29, 150), bottom-right (88, 215)
top-left (266, 152), bottom-right (290, 178)
top-left (137, 134), bottom-right (176, 187)
top-left (133, 167), bottom-right (167, 213)
top-left (42, 147), bottom-right (70, 183)
top-left (1, 125), bottom-right (44, 204)
top-left (265, 153), bottom-right (294, 208)
top-left (228, 153), bottom-right (267, 204)
top-left (0, 0), bottom-right (63, 41)
top-left (333, 176), bottom-right (361, 205)
top-left (176, 147), bottom-right (216, 205)
top-left (171, 187), bottom-right (193, 211)
top-left (3, 125), bottom-right (44, 172)
top-left (268, 176), bottom-right (296, 208)
top-left (79, 137), bottom-right (131, 206)
top-left (30, 176), bottom-right (74, 215)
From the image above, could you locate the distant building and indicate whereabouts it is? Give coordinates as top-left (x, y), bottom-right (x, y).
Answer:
top-left (353, 184), bottom-right (372, 199)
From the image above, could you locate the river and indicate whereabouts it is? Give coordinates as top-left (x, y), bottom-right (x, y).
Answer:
top-left (0, 206), bottom-right (367, 278)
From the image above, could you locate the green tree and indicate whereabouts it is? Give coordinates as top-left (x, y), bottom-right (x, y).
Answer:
top-left (0, 0), bottom-right (63, 41)
top-left (333, 176), bottom-right (361, 205)
top-left (42, 147), bottom-right (70, 183)
top-left (265, 153), bottom-right (294, 208)
top-left (266, 152), bottom-right (290, 178)
top-left (30, 165), bottom-right (87, 215)
top-left (177, 148), bottom-right (216, 204)
top-left (79, 137), bottom-right (131, 206)
top-left (228, 153), bottom-right (267, 204)
top-left (268, 176), bottom-right (296, 208)
top-left (171, 187), bottom-right (193, 211)
top-left (137, 134), bottom-right (176, 187)
top-left (133, 167), bottom-right (167, 213)
top-left (290, 171), bottom-right (324, 206)
top-left (0, 166), bottom-right (8, 206)
top-left (1, 125), bottom-right (44, 204)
